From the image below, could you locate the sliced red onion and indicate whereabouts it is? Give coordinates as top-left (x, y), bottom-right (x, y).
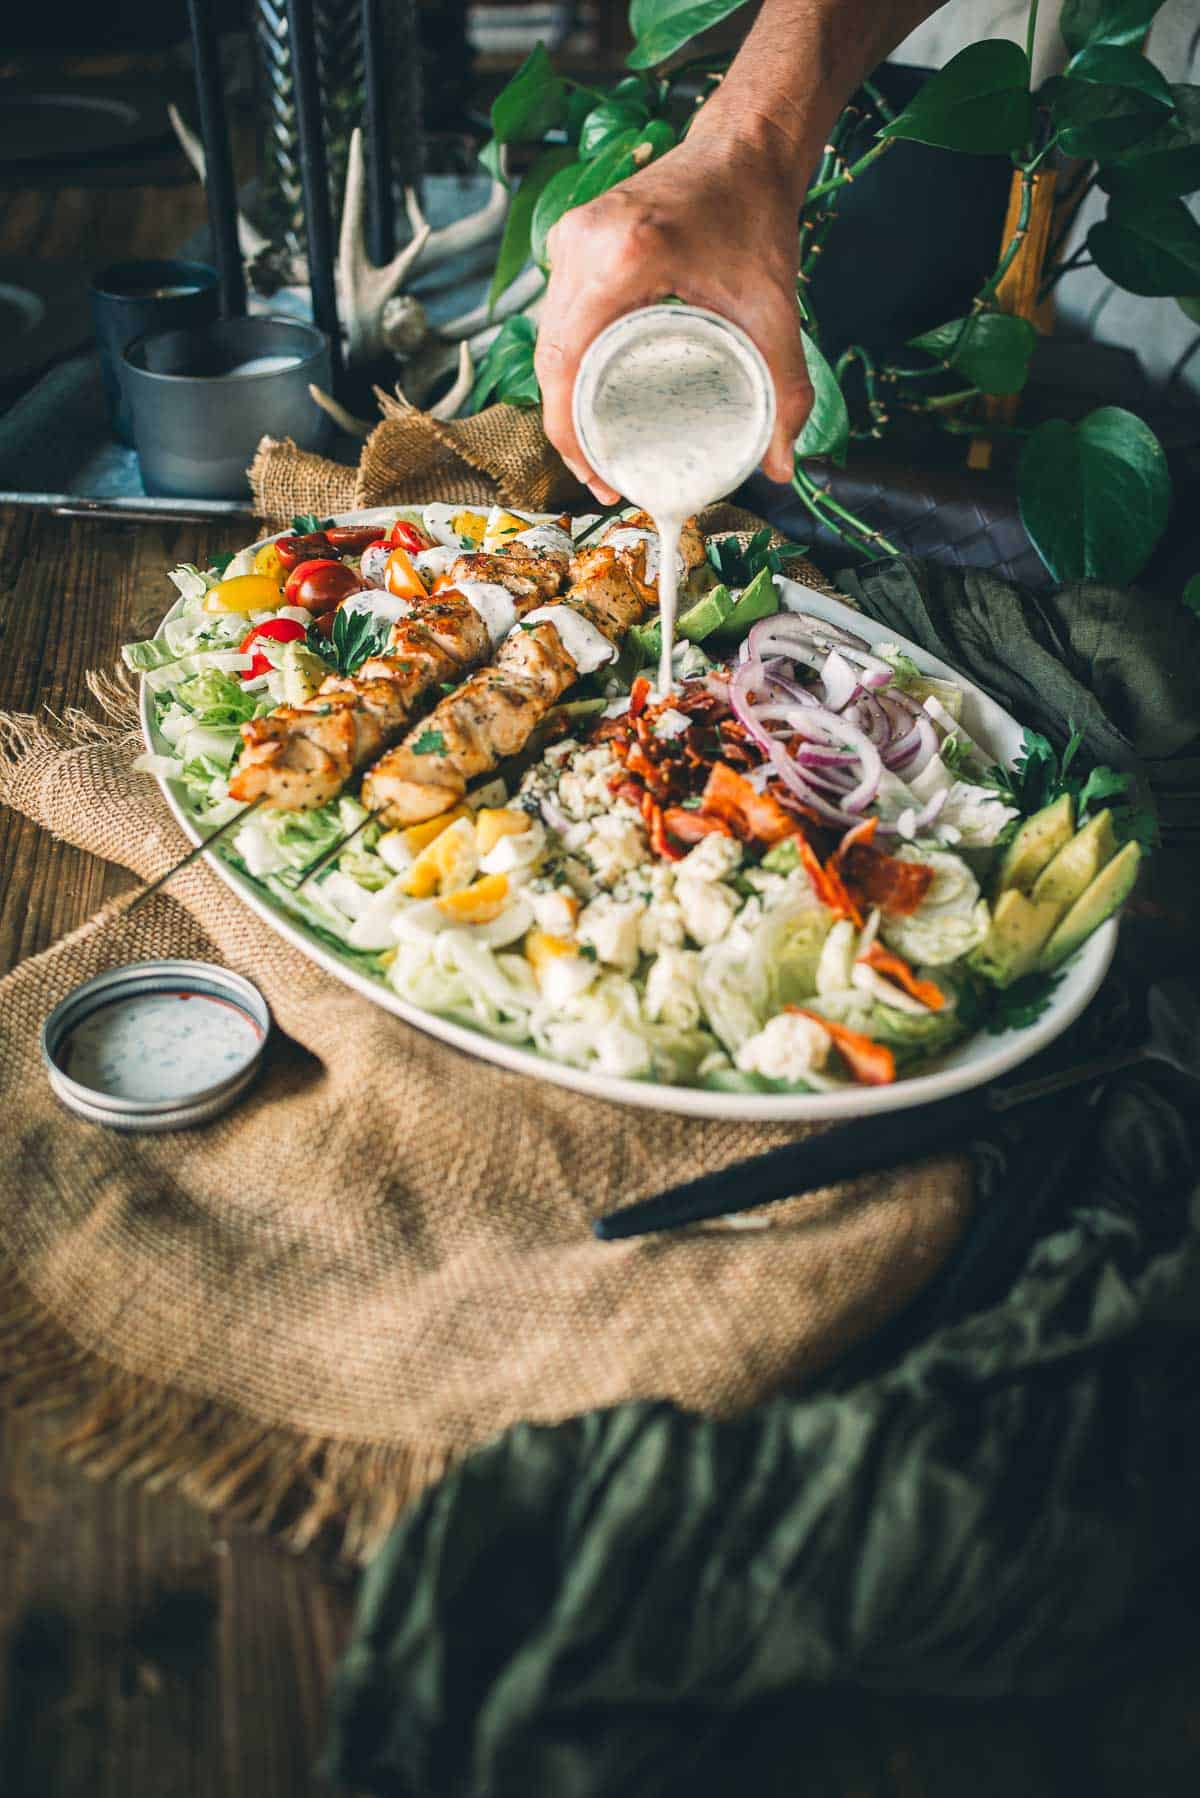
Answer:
top-left (781, 612), bottom-right (870, 650)
top-left (820, 648), bottom-right (859, 712)
top-left (875, 786), bottom-right (949, 838)
top-left (754, 701), bottom-right (883, 812)
top-left (730, 659), bottom-right (785, 759)
top-left (882, 711), bottom-right (939, 779)
top-left (835, 644), bottom-right (896, 689)
top-left (767, 754), bottom-right (865, 827)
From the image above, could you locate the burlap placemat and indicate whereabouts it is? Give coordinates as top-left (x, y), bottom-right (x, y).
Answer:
top-left (0, 422), bottom-right (974, 1562)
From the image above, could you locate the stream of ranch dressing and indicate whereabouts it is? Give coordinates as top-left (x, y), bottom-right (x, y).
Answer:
top-left (574, 306), bottom-right (775, 693)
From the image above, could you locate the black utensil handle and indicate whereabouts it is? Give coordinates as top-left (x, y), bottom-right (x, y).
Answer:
top-left (594, 1089), bottom-right (984, 1240)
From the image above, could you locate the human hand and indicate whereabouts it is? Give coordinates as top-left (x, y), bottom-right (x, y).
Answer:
top-left (534, 125), bottom-right (812, 504)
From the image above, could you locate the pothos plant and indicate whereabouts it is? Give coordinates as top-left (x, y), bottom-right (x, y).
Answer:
top-left (470, 0), bottom-right (1199, 589)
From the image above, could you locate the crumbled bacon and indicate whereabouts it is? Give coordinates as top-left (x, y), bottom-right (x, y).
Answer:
top-left (788, 1009), bottom-right (896, 1085)
top-left (861, 942), bottom-right (946, 1010)
top-left (836, 836), bottom-right (934, 915)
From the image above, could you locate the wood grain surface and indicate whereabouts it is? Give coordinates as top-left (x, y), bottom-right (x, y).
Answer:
top-left (2, 72), bottom-right (1199, 1798)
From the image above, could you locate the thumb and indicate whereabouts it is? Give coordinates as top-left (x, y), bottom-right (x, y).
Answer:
top-left (761, 320), bottom-right (813, 485)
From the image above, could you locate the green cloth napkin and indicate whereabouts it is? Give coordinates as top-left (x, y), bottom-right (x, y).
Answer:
top-left (836, 563), bottom-right (1200, 841)
top-left (325, 564), bottom-right (1200, 1798)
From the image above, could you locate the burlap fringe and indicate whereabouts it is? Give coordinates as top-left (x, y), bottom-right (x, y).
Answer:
top-left (0, 1260), bottom-right (449, 1564)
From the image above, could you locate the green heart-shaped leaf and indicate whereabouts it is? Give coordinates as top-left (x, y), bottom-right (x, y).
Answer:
top-left (1046, 45), bottom-right (1175, 157)
top-left (881, 42), bottom-right (1034, 156)
top-left (908, 312), bottom-right (1037, 395)
top-left (530, 121), bottom-right (676, 269)
top-left (579, 97), bottom-right (651, 159)
top-left (1088, 193), bottom-right (1200, 295)
top-left (490, 42), bottom-right (567, 144)
top-left (1018, 407), bottom-right (1171, 583)
top-left (794, 331), bottom-right (849, 466)
top-left (627, 1), bottom-right (747, 71)
top-left (488, 147), bottom-right (574, 311)
top-left (1060, 0), bottom-right (1166, 57)
top-left (530, 161), bottom-right (586, 270)
top-left (470, 316), bottom-right (540, 412)
top-left (1099, 85), bottom-right (1200, 199)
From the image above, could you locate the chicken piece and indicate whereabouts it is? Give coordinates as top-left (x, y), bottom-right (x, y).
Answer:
top-left (362, 623), bottom-right (578, 824)
top-left (362, 558), bottom-right (649, 827)
top-left (447, 549), bottom-right (565, 603)
top-left (566, 545), bottom-right (653, 636)
top-left (598, 510), bottom-right (705, 601)
top-left (230, 615), bottom-right (478, 808)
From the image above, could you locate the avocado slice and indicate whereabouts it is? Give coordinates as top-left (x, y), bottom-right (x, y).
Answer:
top-left (679, 582), bottom-right (736, 642)
top-left (968, 889), bottom-right (1062, 987)
top-left (996, 793), bottom-right (1074, 895)
top-left (1037, 840), bottom-right (1141, 972)
top-left (715, 565), bottom-right (780, 637)
top-left (1031, 808), bottom-right (1117, 909)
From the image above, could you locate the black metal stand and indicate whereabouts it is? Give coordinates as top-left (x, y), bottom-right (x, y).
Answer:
top-left (360, 0), bottom-right (395, 266)
top-left (185, 0), bottom-right (247, 321)
top-left (285, 0), bottom-right (344, 388)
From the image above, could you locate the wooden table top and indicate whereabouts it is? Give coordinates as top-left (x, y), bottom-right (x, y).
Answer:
top-left (2, 75), bottom-right (1198, 1798)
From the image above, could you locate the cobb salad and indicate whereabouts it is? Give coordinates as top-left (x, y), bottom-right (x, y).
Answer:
top-left (126, 505), bottom-right (1145, 1096)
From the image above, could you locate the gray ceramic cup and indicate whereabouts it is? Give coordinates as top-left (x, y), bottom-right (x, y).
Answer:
top-left (90, 258), bottom-right (220, 446)
top-left (122, 316), bottom-right (334, 499)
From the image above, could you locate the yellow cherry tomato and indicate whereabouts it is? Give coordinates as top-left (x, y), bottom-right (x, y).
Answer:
top-left (384, 546), bottom-right (429, 601)
top-left (203, 572), bottom-right (289, 614)
top-left (252, 541), bottom-right (287, 586)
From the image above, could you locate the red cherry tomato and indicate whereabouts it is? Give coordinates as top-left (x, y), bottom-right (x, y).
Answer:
top-left (275, 531), bottom-right (338, 571)
top-left (386, 519), bottom-right (431, 555)
top-left (238, 616), bottom-right (307, 679)
top-left (283, 558), bottom-right (361, 612)
top-left (325, 524), bottom-right (388, 555)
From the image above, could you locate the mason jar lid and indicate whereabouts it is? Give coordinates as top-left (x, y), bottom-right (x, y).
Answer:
top-left (41, 960), bottom-right (271, 1132)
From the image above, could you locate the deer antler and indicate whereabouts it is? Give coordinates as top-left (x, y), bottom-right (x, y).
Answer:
top-left (437, 264), bottom-right (545, 342)
top-left (338, 127), bottom-right (434, 366)
top-left (168, 103), bottom-right (305, 277)
top-left (402, 167), bottom-right (511, 271)
top-left (427, 342), bottom-right (475, 420)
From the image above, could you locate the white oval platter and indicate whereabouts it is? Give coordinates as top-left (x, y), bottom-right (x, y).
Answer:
top-left (141, 506), bottom-right (1115, 1121)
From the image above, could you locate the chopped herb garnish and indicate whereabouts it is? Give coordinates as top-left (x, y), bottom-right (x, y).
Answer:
top-left (439, 681), bottom-right (456, 695)
top-left (412, 729), bottom-right (447, 756)
top-left (705, 527), bottom-right (792, 587)
top-left (578, 943), bottom-right (597, 961)
top-left (305, 608), bottom-right (392, 677)
top-left (983, 722), bottom-right (1156, 850)
top-left (292, 513), bottom-right (332, 534)
top-left (986, 971), bottom-right (1063, 1034)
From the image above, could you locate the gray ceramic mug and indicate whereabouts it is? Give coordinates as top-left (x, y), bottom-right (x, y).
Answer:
top-left (122, 316), bottom-right (334, 499)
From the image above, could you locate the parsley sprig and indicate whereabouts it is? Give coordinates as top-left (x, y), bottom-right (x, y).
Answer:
top-left (984, 725), bottom-right (1156, 852)
top-left (412, 728), bottom-right (447, 756)
top-left (292, 512), bottom-right (333, 535)
top-left (956, 970), bottom-right (1064, 1037)
top-left (705, 529), bottom-right (793, 587)
top-left (306, 609), bottom-right (392, 678)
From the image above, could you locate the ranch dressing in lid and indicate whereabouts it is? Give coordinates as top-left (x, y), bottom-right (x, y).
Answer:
top-left (41, 960), bottom-right (271, 1131)
top-left (572, 305), bottom-right (775, 693)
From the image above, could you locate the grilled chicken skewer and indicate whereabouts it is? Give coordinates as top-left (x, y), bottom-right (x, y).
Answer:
top-left (228, 546), bottom-right (569, 810)
top-left (361, 541), bottom-right (655, 826)
top-left (601, 508), bottom-right (707, 601)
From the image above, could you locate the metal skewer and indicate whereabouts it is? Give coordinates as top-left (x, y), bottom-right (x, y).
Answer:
top-left (121, 796), bottom-right (267, 919)
top-left (286, 805), bottom-right (386, 889)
